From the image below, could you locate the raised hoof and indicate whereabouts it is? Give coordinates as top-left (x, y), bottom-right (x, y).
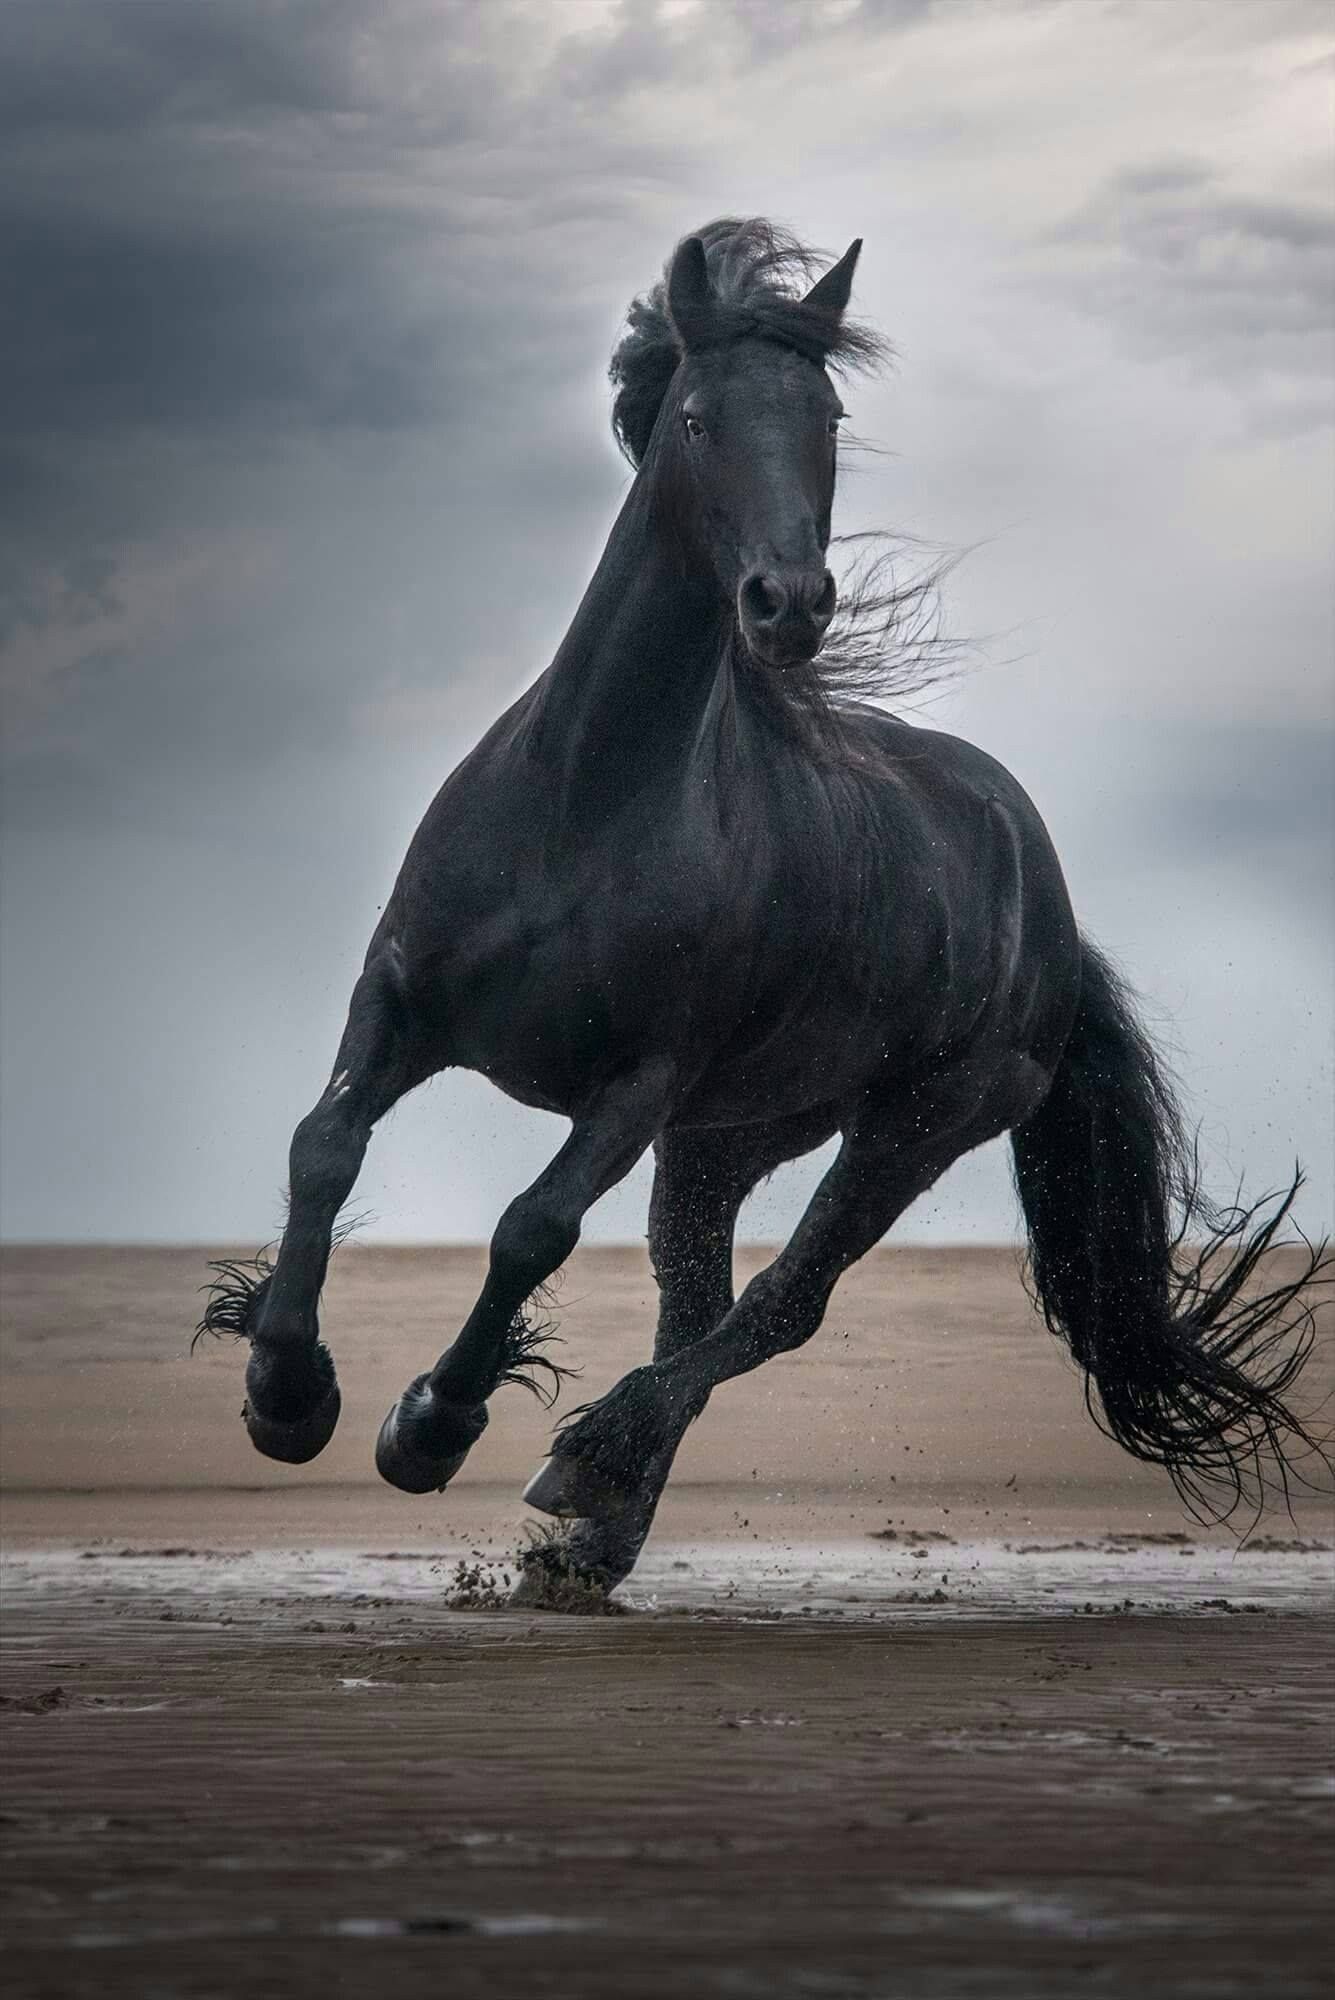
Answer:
top-left (375, 1377), bottom-right (487, 1495)
top-left (244, 1379), bottom-right (341, 1464)
top-left (522, 1453), bottom-right (633, 1523)
top-left (242, 1342), bottom-right (341, 1464)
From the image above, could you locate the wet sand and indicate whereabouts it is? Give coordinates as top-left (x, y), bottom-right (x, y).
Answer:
top-left (2, 1245), bottom-right (1332, 1996)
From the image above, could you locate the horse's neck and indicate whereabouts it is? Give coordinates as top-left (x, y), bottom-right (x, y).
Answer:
top-left (524, 481), bottom-right (730, 822)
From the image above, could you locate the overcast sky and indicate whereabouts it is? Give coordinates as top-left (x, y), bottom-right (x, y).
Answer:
top-left (2, 0), bottom-right (1331, 1247)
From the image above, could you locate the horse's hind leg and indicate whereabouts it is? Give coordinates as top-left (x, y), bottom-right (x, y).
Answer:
top-left (515, 1125), bottom-right (751, 1597)
top-left (201, 954), bottom-right (420, 1464)
top-left (538, 1056), bottom-right (1052, 1523)
top-left (519, 1107), bottom-right (837, 1596)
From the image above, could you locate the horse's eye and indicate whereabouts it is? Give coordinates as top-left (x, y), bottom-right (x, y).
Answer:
top-left (683, 412), bottom-right (707, 442)
top-left (828, 413), bottom-right (846, 436)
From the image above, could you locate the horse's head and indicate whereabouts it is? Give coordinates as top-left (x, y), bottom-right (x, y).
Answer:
top-left (655, 230), bottom-right (864, 670)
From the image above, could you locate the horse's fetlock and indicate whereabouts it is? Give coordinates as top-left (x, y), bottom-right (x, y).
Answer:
top-left (556, 1364), bottom-right (676, 1493)
top-left (375, 1375), bottom-right (487, 1494)
top-left (400, 1373), bottom-right (489, 1453)
top-left (196, 1258), bottom-right (273, 1343)
top-left (249, 1301), bottom-right (315, 1350)
top-left (422, 1395), bottom-right (489, 1460)
top-left (244, 1338), bottom-right (337, 1426)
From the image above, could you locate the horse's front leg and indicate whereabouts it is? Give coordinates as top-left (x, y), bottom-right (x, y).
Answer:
top-left (375, 1060), bottom-right (676, 1495)
top-left (200, 954), bottom-right (422, 1463)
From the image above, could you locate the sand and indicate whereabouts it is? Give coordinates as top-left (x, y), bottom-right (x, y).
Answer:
top-left (2, 1244), bottom-right (1332, 1997)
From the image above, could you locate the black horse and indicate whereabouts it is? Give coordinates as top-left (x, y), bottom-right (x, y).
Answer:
top-left (203, 219), bottom-right (1326, 1596)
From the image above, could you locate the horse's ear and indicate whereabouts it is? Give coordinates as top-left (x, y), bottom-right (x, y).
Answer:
top-left (667, 235), bottom-right (715, 351)
top-left (802, 238), bottom-right (862, 321)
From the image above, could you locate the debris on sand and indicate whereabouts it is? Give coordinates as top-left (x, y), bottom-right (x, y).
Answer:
top-left (80, 1547), bottom-right (250, 1561)
top-left (0, 1687), bottom-right (70, 1714)
top-left (440, 1557), bottom-right (513, 1612)
top-left (442, 1538), bottom-right (627, 1613)
top-left (869, 1527), bottom-right (955, 1545)
top-left (1101, 1531), bottom-right (1192, 1548)
top-left (1007, 1532), bottom-right (1197, 1554)
top-left (508, 1527), bottom-right (626, 1617)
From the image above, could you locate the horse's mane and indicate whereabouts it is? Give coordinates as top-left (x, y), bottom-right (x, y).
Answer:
top-left (608, 218), bottom-right (959, 720)
top-left (609, 217), bottom-right (886, 466)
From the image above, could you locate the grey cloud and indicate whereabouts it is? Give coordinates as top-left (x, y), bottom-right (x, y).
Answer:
top-left (0, 0), bottom-right (727, 462)
top-left (547, 0), bottom-right (934, 99)
top-left (2, 208), bottom-right (470, 447)
top-left (1124, 725), bottom-right (1335, 888)
top-left (0, 0), bottom-right (502, 138)
top-left (1040, 164), bottom-right (1335, 422)
top-left (0, 19), bottom-right (614, 470)
top-left (1106, 160), bottom-right (1214, 200)
top-left (0, 0), bottom-right (669, 804)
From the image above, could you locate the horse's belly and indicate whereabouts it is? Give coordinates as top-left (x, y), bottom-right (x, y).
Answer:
top-left (677, 982), bottom-right (904, 1125)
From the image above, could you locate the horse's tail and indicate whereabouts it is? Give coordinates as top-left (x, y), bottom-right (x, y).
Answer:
top-left (1010, 936), bottom-right (1331, 1519)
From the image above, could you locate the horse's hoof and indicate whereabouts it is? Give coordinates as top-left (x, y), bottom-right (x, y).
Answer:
top-left (243, 1342), bottom-right (341, 1464)
top-left (522, 1453), bottom-right (632, 1522)
top-left (511, 1511), bottom-right (647, 1605)
top-left (244, 1380), bottom-right (341, 1464)
top-left (375, 1376), bottom-right (487, 1495)
top-left (508, 1550), bottom-right (616, 1612)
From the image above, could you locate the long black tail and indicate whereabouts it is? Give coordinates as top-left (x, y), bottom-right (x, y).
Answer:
top-left (1011, 937), bottom-right (1331, 1520)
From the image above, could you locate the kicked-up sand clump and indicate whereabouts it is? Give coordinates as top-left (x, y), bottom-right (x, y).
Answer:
top-left (508, 1525), bottom-right (626, 1616)
top-left (439, 1555), bottom-right (514, 1611)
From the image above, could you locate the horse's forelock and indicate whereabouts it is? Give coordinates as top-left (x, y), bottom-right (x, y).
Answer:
top-left (609, 218), bottom-right (887, 467)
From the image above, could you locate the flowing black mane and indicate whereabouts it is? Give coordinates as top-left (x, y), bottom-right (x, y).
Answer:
top-left (609, 217), bottom-right (887, 467)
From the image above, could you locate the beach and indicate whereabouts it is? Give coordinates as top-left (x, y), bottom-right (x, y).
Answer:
top-left (2, 1243), bottom-right (1331, 1996)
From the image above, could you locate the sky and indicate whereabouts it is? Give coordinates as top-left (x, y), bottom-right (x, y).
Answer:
top-left (1, 0), bottom-right (1331, 1247)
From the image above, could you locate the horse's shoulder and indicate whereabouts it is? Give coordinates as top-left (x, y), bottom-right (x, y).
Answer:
top-left (840, 709), bottom-right (1036, 811)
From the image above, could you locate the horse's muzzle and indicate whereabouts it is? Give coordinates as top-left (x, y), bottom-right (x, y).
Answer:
top-left (738, 566), bottom-right (836, 668)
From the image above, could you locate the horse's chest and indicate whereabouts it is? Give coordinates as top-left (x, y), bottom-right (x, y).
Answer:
top-left (404, 796), bottom-right (906, 1115)
top-left (424, 848), bottom-right (723, 1106)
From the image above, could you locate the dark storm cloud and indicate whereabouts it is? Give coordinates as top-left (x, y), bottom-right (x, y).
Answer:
top-left (0, 0), bottom-right (940, 488)
top-left (0, 3), bottom-right (375, 140)
top-left (0, 2), bottom-right (606, 468)
top-left (0, 0), bottom-right (668, 812)
top-left (2, 206), bottom-right (468, 443)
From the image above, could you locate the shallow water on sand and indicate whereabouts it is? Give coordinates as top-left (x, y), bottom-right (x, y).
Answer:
top-left (3, 1544), bottom-right (1332, 2000)
top-left (5, 1532), bottom-right (1332, 1623)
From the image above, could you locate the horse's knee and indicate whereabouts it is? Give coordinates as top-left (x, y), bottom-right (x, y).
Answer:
top-left (489, 1191), bottom-right (580, 1294)
top-left (766, 1299), bottom-right (826, 1359)
top-left (739, 1264), bottom-right (827, 1360)
top-left (287, 1101), bottom-right (367, 1210)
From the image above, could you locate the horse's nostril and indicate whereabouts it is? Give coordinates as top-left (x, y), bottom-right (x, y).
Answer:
top-left (741, 573), bottom-right (785, 625)
top-left (814, 572), bottom-right (837, 623)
